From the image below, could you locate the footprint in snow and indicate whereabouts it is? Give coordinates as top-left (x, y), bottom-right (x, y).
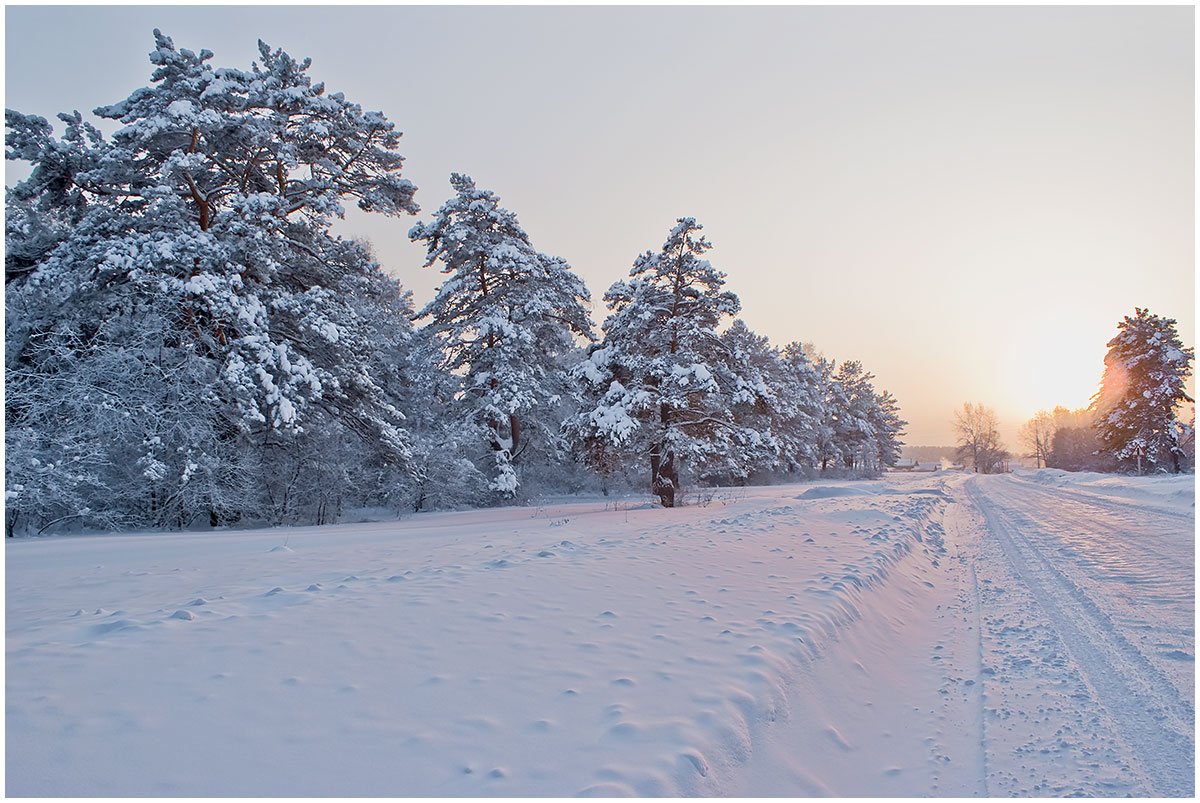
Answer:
top-left (90, 618), bottom-right (144, 635)
top-left (578, 783), bottom-right (637, 797)
top-left (455, 716), bottom-right (498, 733)
top-left (265, 587), bottom-right (285, 596)
top-left (1161, 650), bottom-right (1194, 661)
top-left (824, 725), bottom-right (854, 751)
top-left (269, 545), bottom-right (293, 553)
top-left (678, 750), bottom-right (709, 777)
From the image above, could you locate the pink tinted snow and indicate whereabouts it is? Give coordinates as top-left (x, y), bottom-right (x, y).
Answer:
top-left (5, 470), bottom-right (1193, 796)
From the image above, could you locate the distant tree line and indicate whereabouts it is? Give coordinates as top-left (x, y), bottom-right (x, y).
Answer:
top-left (5, 32), bottom-right (907, 534)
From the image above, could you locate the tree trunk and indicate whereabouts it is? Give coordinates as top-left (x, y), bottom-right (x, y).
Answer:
top-left (651, 447), bottom-right (677, 508)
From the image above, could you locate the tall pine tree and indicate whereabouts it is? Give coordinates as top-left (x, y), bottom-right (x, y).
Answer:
top-left (571, 218), bottom-right (759, 506)
top-left (410, 173), bottom-right (593, 497)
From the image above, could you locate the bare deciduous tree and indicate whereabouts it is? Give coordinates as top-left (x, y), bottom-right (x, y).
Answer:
top-left (953, 402), bottom-right (1009, 474)
top-left (1019, 410), bottom-right (1055, 469)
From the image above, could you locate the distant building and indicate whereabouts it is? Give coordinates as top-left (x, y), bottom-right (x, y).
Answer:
top-left (889, 459), bottom-right (939, 472)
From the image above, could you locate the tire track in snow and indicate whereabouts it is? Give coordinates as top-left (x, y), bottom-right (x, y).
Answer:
top-left (966, 478), bottom-right (1195, 797)
top-left (979, 474), bottom-right (1195, 709)
top-left (993, 475), bottom-right (1194, 592)
top-left (966, 558), bottom-right (989, 796)
top-left (941, 494), bottom-right (989, 796)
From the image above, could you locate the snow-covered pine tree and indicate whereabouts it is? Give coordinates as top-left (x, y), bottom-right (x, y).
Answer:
top-left (6, 31), bottom-right (421, 533)
top-left (714, 320), bottom-right (786, 481)
top-left (868, 389), bottom-right (906, 471)
top-left (1092, 308), bottom-right (1195, 473)
top-left (571, 218), bottom-right (754, 507)
top-left (777, 342), bottom-right (826, 472)
top-left (391, 326), bottom-right (490, 513)
top-left (812, 356), bottom-right (845, 472)
top-left (824, 360), bottom-right (905, 474)
top-left (829, 360), bottom-right (877, 471)
top-left (409, 174), bottom-right (593, 498)
top-left (5, 110), bottom-right (105, 286)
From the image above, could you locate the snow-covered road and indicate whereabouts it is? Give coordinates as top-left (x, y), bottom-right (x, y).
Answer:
top-left (959, 471), bottom-right (1194, 796)
top-left (6, 471), bottom-right (1193, 796)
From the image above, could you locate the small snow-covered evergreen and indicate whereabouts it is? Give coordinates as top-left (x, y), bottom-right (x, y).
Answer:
top-left (1092, 308), bottom-right (1194, 473)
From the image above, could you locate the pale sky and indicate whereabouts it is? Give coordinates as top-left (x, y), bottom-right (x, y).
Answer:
top-left (5, 5), bottom-right (1194, 446)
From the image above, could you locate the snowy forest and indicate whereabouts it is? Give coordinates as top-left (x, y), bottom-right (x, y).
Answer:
top-left (5, 32), bottom-right (907, 536)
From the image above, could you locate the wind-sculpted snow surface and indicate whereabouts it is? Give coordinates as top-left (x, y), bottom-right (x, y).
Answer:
top-left (6, 471), bottom-right (1194, 796)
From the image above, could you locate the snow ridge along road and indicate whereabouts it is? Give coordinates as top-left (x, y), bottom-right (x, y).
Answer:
top-left (964, 472), bottom-right (1195, 796)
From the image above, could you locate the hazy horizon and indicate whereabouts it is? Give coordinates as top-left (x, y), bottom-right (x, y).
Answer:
top-left (5, 5), bottom-right (1194, 447)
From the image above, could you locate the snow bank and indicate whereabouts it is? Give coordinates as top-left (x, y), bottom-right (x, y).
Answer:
top-left (1016, 468), bottom-right (1194, 515)
top-left (796, 483), bottom-right (882, 499)
top-left (6, 477), bottom-right (950, 796)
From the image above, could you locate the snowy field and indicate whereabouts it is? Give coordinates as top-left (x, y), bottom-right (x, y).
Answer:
top-left (6, 470), bottom-right (1194, 796)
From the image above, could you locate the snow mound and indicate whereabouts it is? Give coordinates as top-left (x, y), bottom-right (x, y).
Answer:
top-left (797, 485), bottom-right (880, 499)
